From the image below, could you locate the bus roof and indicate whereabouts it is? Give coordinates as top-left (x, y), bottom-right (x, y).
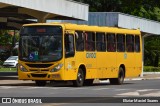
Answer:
top-left (22, 22), bottom-right (141, 35)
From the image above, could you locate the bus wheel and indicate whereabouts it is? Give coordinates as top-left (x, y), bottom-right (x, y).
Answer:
top-left (73, 68), bottom-right (84, 87)
top-left (109, 67), bottom-right (124, 85)
top-left (35, 81), bottom-right (46, 86)
top-left (84, 79), bottom-right (94, 86)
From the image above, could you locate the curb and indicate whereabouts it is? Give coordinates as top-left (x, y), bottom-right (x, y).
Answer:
top-left (143, 72), bottom-right (160, 74)
top-left (99, 77), bottom-right (160, 83)
top-left (0, 72), bottom-right (17, 76)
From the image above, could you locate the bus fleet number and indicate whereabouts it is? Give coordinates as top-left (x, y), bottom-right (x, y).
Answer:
top-left (86, 53), bottom-right (96, 58)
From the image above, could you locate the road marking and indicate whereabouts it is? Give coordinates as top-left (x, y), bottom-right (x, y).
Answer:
top-left (67, 87), bottom-right (88, 90)
top-left (137, 89), bottom-right (159, 92)
top-left (49, 87), bottom-right (63, 90)
top-left (24, 86), bottom-right (51, 89)
top-left (99, 80), bottom-right (109, 83)
top-left (49, 87), bottom-right (71, 90)
top-left (0, 86), bottom-right (17, 89)
top-left (92, 88), bottom-right (110, 90)
top-left (143, 91), bottom-right (160, 96)
top-left (117, 91), bottom-right (140, 96)
top-left (113, 89), bottom-right (128, 91)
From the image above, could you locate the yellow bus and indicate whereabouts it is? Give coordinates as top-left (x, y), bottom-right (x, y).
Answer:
top-left (18, 22), bottom-right (142, 87)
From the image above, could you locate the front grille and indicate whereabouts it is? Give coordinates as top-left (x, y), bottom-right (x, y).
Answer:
top-left (26, 64), bottom-right (53, 68)
top-left (29, 69), bottom-right (49, 72)
top-left (3, 65), bottom-right (14, 67)
top-left (29, 69), bottom-right (37, 72)
top-left (41, 69), bottom-right (49, 72)
top-left (31, 74), bottom-right (47, 78)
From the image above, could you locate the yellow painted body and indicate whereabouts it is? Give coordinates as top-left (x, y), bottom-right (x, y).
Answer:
top-left (18, 23), bottom-right (142, 81)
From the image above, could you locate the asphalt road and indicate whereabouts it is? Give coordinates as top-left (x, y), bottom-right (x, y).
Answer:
top-left (0, 77), bottom-right (160, 106)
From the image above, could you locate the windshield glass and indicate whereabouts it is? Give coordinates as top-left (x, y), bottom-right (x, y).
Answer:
top-left (19, 26), bottom-right (62, 62)
top-left (8, 56), bottom-right (18, 60)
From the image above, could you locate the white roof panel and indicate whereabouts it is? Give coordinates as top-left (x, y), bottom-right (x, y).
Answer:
top-left (0, 0), bottom-right (88, 20)
top-left (58, 12), bottom-right (160, 35)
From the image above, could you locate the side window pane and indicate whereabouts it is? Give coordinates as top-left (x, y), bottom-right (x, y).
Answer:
top-left (75, 31), bottom-right (84, 51)
top-left (85, 32), bottom-right (95, 51)
top-left (117, 34), bottom-right (125, 52)
top-left (135, 35), bottom-right (140, 52)
top-left (65, 34), bottom-right (75, 58)
top-left (96, 33), bottom-right (106, 51)
top-left (107, 33), bottom-right (116, 52)
top-left (126, 34), bottom-right (134, 52)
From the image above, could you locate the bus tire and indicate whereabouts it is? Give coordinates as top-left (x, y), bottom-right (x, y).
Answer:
top-left (84, 79), bottom-right (94, 86)
top-left (35, 81), bottom-right (46, 86)
top-left (73, 68), bottom-right (84, 87)
top-left (109, 67), bottom-right (124, 85)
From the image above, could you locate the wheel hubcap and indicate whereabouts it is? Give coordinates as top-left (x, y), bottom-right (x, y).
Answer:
top-left (78, 73), bottom-right (82, 83)
top-left (120, 72), bottom-right (123, 82)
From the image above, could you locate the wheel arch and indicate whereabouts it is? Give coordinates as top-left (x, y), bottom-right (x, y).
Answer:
top-left (79, 64), bottom-right (86, 79)
top-left (119, 64), bottom-right (126, 78)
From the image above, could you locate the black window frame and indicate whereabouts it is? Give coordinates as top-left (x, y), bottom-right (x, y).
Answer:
top-left (96, 32), bottom-right (106, 52)
top-left (65, 34), bottom-right (75, 58)
top-left (84, 32), bottom-right (95, 51)
top-left (117, 34), bottom-right (125, 52)
top-left (126, 34), bottom-right (134, 52)
top-left (135, 35), bottom-right (140, 52)
top-left (75, 31), bottom-right (84, 51)
top-left (107, 33), bottom-right (116, 52)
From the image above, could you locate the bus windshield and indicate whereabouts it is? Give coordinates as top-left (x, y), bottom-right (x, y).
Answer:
top-left (19, 26), bottom-right (62, 62)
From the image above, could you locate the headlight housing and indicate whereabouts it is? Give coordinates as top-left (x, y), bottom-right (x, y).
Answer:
top-left (19, 64), bottom-right (28, 72)
top-left (51, 64), bottom-right (63, 72)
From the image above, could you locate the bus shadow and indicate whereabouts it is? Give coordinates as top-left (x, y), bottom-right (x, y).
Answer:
top-left (0, 76), bottom-right (18, 80)
top-left (47, 82), bottom-right (134, 87)
top-left (0, 80), bottom-right (134, 87)
top-left (0, 83), bottom-right (35, 86)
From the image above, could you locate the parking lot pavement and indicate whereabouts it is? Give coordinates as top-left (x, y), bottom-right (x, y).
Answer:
top-left (0, 76), bottom-right (34, 85)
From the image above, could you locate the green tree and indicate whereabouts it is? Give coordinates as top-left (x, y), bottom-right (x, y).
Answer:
top-left (74, 0), bottom-right (160, 21)
top-left (144, 36), bottom-right (160, 67)
top-left (0, 30), bottom-right (12, 45)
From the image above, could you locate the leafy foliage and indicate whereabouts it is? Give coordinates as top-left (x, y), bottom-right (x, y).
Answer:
top-left (144, 66), bottom-right (160, 72)
top-left (74, 0), bottom-right (160, 21)
top-left (0, 30), bottom-right (12, 45)
top-left (144, 36), bottom-right (160, 67)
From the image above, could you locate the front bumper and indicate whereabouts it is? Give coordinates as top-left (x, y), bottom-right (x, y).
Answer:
top-left (18, 71), bottom-right (62, 81)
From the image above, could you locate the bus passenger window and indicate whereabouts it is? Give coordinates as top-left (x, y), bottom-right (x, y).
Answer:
top-left (117, 34), bottom-right (125, 52)
top-left (135, 36), bottom-right (140, 52)
top-left (126, 34), bottom-right (134, 52)
top-left (107, 34), bottom-right (116, 52)
top-left (75, 31), bottom-right (84, 51)
top-left (65, 34), bottom-right (75, 58)
top-left (85, 32), bottom-right (95, 51)
top-left (96, 33), bottom-right (106, 51)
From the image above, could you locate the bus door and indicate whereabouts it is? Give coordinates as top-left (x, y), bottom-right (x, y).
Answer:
top-left (64, 31), bottom-right (77, 80)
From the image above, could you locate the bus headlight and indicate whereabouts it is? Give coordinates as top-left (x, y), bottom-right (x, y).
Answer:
top-left (51, 64), bottom-right (63, 72)
top-left (19, 64), bottom-right (28, 72)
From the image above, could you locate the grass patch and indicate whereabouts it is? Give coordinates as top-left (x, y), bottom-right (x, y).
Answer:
top-left (144, 66), bottom-right (160, 72)
top-left (0, 67), bottom-right (17, 72)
